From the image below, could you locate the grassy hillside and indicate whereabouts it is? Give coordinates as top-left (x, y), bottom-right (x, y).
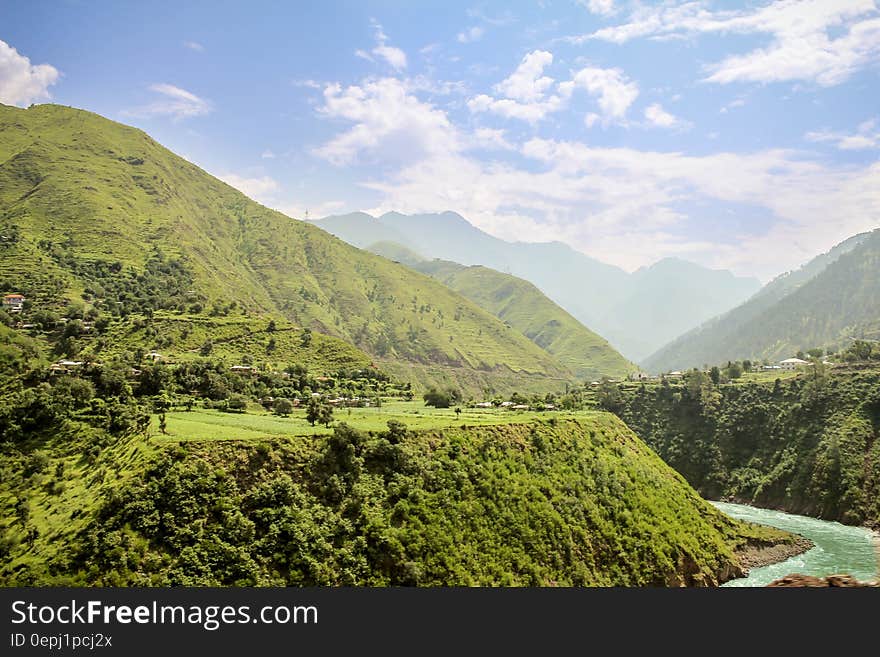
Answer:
top-left (387, 253), bottom-right (635, 381)
top-left (644, 229), bottom-right (880, 372)
top-left (0, 103), bottom-right (572, 395)
top-left (3, 414), bottom-right (780, 586)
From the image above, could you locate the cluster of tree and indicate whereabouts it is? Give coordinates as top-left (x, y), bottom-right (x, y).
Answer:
top-left (610, 368), bottom-right (880, 527)
top-left (422, 387), bottom-right (462, 408)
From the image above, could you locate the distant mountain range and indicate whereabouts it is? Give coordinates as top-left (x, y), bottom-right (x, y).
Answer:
top-left (314, 211), bottom-right (761, 362)
top-left (643, 229), bottom-right (880, 372)
top-left (368, 242), bottom-right (636, 381)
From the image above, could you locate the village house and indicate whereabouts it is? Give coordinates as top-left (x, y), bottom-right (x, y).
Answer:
top-left (230, 364), bottom-right (257, 375)
top-left (779, 357), bottom-right (810, 371)
top-left (475, 401), bottom-right (493, 408)
top-left (3, 293), bottom-right (25, 314)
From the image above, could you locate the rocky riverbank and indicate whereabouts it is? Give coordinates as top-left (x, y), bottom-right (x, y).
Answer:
top-left (768, 574), bottom-right (878, 587)
top-left (734, 535), bottom-right (814, 572)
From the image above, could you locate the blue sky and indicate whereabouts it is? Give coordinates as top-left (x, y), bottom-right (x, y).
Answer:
top-left (1, 0), bottom-right (879, 281)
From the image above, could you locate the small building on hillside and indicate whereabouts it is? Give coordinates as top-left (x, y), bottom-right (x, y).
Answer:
top-left (475, 402), bottom-right (493, 408)
top-left (779, 357), bottom-right (810, 371)
top-left (230, 364), bottom-right (257, 375)
top-left (667, 371), bottom-right (684, 378)
top-left (3, 294), bottom-right (25, 314)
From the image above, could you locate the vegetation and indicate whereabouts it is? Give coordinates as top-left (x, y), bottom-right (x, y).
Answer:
top-left (4, 417), bottom-right (764, 586)
top-left (608, 359), bottom-right (880, 527)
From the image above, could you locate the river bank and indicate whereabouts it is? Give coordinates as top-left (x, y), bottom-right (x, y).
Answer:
top-left (734, 534), bottom-right (814, 572)
top-left (713, 501), bottom-right (879, 587)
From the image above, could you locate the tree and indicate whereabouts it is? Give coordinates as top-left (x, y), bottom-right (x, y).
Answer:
top-left (200, 340), bottom-right (213, 356)
top-left (267, 319), bottom-right (277, 332)
top-left (158, 413), bottom-right (167, 435)
top-left (300, 328), bottom-right (312, 348)
top-left (709, 366), bottom-right (721, 385)
top-left (274, 398), bottom-right (294, 417)
top-left (227, 394), bottom-right (248, 412)
top-left (306, 397), bottom-right (333, 426)
top-left (597, 381), bottom-right (623, 414)
top-left (423, 388), bottom-right (452, 408)
top-left (725, 362), bottom-right (743, 380)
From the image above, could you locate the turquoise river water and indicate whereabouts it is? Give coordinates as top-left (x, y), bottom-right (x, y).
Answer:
top-left (711, 501), bottom-right (879, 587)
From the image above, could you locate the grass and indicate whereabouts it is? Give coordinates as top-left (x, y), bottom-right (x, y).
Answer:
top-left (158, 401), bottom-right (606, 441)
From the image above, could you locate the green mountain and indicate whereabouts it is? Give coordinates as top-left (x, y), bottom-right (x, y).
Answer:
top-left (3, 412), bottom-right (790, 586)
top-left (644, 229), bottom-right (880, 372)
top-left (371, 248), bottom-right (635, 381)
top-left (0, 103), bottom-right (575, 395)
top-left (313, 212), bottom-right (761, 362)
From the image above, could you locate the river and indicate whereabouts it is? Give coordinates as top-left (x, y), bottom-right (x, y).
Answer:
top-left (712, 501), bottom-right (879, 587)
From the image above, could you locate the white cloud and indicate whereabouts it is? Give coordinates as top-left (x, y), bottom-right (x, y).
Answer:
top-left (0, 40), bottom-right (60, 107)
top-left (313, 78), bottom-right (458, 165)
top-left (124, 83), bottom-right (212, 120)
top-left (471, 127), bottom-right (516, 151)
top-left (183, 41), bottom-right (204, 52)
top-left (358, 20), bottom-right (407, 71)
top-left (571, 0), bottom-right (880, 86)
top-left (261, 150), bottom-right (276, 159)
top-left (806, 117), bottom-right (880, 150)
top-left (467, 54), bottom-right (638, 125)
top-left (218, 173), bottom-right (280, 203)
top-left (358, 127), bottom-right (880, 279)
top-left (644, 102), bottom-right (687, 129)
top-left (570, 66), bottom-right (639, 123)
top-left (457, 26), bottom-right (485, 43)
top-left (466, 50), bottom-right (568, 123)
top-left (580, 0), bottom-right (616, 17)
top-left (495, 50), bottom-right (555, 101)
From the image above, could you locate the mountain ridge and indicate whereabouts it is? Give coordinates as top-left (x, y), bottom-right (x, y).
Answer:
top-left (313, 211), bottom-right (761, 361)
top-left (643, 228), bottom-right (880, 371)
top-left (0, 102), bottom-right (578, 395)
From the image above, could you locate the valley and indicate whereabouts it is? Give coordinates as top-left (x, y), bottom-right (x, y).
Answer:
top-left (1, 101), bottom-right (879, 589)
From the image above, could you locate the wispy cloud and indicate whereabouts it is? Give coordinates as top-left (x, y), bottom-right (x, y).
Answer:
top-left (457, 26), bottom-right (485, 43)
top-left (806, 118), bottom-right (880, 150)
top-left (0, 39), bottom-right (60, 107)
top-left (566, 0), bottom-right (880, 87)
top-left (183, 40), bottom-right (204, 52)
top-left (579, 0), bottom-right (617, 17)
top-left (356, 19), bottom-right (407, 71)
top-left (644, 102), bottom-right (689, 129)
top-left (124, 83), bottom-right (212, 120)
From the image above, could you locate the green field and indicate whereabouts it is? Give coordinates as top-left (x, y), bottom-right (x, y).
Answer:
top-left (158, 402), bottom-right (604, 441)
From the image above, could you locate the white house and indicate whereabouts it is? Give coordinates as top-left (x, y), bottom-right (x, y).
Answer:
top-left (779, 357), bottom-right (810, 371)
top-left (3, 293), bottom-right (24, 314)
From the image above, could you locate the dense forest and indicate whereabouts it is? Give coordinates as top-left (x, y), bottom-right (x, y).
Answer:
top-left (4, 417), bottom-right (779, 586)
top-left (610, 360), bottom-right (880, 527)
